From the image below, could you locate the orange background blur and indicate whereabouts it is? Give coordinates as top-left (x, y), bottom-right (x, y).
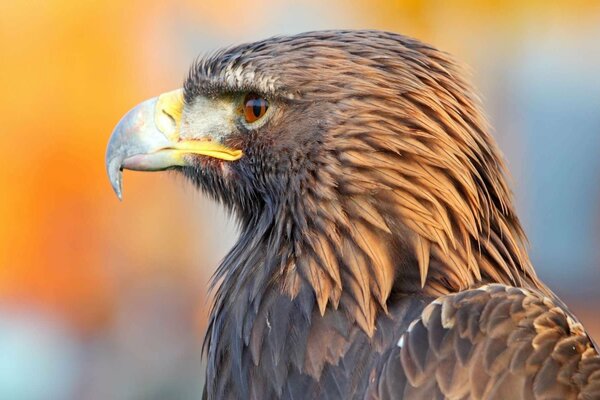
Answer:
top-left (1, 1), bottom-right (599, 399)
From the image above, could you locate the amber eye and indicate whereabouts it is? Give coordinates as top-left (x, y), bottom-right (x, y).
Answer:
top-left (243, 93), bottom-right (269, 123)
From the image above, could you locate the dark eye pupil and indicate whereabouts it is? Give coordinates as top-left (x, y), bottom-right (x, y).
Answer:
top-left (252, 102), bottom-right (262, 117)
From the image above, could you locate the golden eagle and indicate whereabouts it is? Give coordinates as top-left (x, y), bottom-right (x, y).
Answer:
top-left (106, 30), bottom-right (600, 399)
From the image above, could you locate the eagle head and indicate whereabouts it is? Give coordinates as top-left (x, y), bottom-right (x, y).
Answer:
top-left (106, 30), bottom-right (541, 334)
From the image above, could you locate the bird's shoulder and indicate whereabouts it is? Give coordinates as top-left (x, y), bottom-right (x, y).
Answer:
top-left (369, 284), bottom-right (600, 400)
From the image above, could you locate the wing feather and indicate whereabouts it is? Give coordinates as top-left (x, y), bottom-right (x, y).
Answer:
top-left (370, 284), bottom-right (600, 399)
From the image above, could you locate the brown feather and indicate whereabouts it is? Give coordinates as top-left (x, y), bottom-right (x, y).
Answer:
top-left (414, 235), bottom-right (431, 288)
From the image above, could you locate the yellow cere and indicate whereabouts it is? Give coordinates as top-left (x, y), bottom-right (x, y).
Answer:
top-left (155, 89), bottom-right (185, 140)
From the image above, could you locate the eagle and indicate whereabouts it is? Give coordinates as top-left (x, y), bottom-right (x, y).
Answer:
top-left (106, 30), bottom-right (600, 399)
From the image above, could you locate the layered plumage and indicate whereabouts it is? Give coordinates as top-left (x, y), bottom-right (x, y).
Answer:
top-left (110, 30), bottom-right (600, 399)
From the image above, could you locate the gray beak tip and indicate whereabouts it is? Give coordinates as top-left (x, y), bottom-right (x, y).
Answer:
top-left (106, 156), bottom-right (124, 201)
top-left (114, 182), bottom-right (124, 201)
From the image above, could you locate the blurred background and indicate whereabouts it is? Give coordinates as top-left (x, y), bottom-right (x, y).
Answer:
top-left (1, 0), bottom-right (599, 399)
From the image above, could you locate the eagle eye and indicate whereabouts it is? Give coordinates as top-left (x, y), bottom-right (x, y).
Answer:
top-left (243, 93), bottom-right (269, 123)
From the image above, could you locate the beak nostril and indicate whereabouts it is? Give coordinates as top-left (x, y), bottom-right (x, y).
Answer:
top-left (156, 109), bottom-right (178, 137)
top-left (163, 110), bottom-right (177, 125)
top-left (155, 89), bottom-right (184, 138)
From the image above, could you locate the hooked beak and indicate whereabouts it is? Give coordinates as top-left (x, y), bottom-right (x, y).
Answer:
top-left (106, 89), bottom-right (243, 199)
